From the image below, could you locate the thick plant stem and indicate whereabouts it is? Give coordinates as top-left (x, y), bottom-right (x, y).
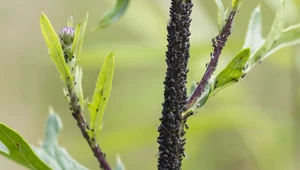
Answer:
top-left (187, 10), bottom-right (238, 109)
top-left (67, 85), bottom-right (111, 170)
top-left (157, 0), bottom-right (193, 169)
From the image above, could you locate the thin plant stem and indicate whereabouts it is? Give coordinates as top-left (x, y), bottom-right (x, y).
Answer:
top-left (187, 10), bottom-right (238, 109)
top-left (67, 84), bottom-right (111, 170)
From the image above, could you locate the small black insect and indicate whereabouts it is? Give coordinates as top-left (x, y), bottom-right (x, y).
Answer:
top-left (241, 73), bottom-right (246, 78)
top-left (185, 124), bottom-right (189, 129)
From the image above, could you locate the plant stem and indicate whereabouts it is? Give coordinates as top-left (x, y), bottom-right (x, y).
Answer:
top-left (157, 0), bottom-right (193, 169)
top-left (187, 10), bottom-right (238, 109)
top-left (67, 84), bottom-right (111, 170)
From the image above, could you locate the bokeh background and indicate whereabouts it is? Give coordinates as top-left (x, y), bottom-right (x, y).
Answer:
top-left (1, 0), bottom-right (300, 169)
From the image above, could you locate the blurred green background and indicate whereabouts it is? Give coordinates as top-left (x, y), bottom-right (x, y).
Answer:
top-left (1, 0), bottom-right (300, 169)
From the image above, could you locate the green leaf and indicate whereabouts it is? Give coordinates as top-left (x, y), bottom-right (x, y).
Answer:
top-left (188, 79), bottom-right (213, 111)
top-left (71, 13), bottom-right (89, 63)
top-left (93, 0), bottom-right (130, 30)
top-left (250, 0), bottom-right (286, 67)
top-left (75, 66), bottom-right (85, 110)
top-left (88, 52), bottom-right (115, 138)
top-left (40, 12), bottom-right (72, 85)
top-left (71, 22), bottom-right (81, 60)
top-left (67, 15), bottom-right (73, 27)
top-left (231, 0), bottom-right (243, 10)
top-left (0, 123), bottom-right (51, 170)
top-left (196, 79), bottom-right (213, 108)
top-left (214, 0), bottom-right (227, 32)
top-left (243, 6), bottom-right (264, 51)
top-left (114, 155), bottom-right (125, 170)
top-left (34, 108), bottom-right (88, 170)
top-left (264, 24), bottom-right (300, 59)
top-left (212, 48), bottom-right (250, 95)
top-left (63, 88), bottom-right (71, 102)
top-left (189, 81), bottom-right (197, 97)
top-left (185, 79), bottom-right (214, 114)
top-left (0, 141), bottom-right (9, 154)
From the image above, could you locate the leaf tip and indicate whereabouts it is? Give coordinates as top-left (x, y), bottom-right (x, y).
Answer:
top-left (255, 4), bottom-right (261, 11)
top-left (67, 14), bottom-right (74, 27)
top-left (106, 51), bottom-right (115, 63)
top-left (85, 12), bottom-right (89, 18)
top-left (232, 0), bottom-right (243, 10)
top-left (108, 51), bottom-right (114, 57)
top-left (47, 107), bottom-right (63, 132)
top-left (115, 154), bottom-right (126, 170)
top-left (40, 12), bottom-right (46, 22)
top-left (242, 47), bottom-right (251, 55)
top-left (48, 106), bottom-right (54, 114)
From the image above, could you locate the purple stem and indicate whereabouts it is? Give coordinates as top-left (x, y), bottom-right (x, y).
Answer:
top-left (68, 86), bottom-right (111, 170)
top-left (187, 10), bottom-right (237, 109)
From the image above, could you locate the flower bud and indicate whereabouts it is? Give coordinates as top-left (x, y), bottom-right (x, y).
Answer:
top-left (59, 26), bottom-right (75, 62)
top-left (59, 26), bottom-right (75, 45)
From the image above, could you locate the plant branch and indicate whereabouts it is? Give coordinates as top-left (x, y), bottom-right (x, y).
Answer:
top-left (187, 10), bottom-right (238, 109)
top-left (67, 84), bottom-right (111, 170)
top-left (157, 0), bottom-right (193, 169)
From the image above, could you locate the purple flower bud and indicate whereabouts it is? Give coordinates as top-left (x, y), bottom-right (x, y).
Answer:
top-left (59, 26), bottom-right (75, 45)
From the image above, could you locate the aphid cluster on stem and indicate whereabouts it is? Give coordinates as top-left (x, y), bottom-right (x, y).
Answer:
top-left (157, 0), bottom-right (193, 169)
top-left (186, 9), bottom-right (238, 110)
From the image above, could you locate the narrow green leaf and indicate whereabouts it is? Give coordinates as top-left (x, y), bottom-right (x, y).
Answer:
top-left (243, 6), bottom-right (264, 51)
top-left (185, 78), bottom-right (214, 114)
top-left (75, 66), bottom-right (85, 110)
top-left (76, 13), bottom-right (88, 62)
top-left (231, 0), bottom-right (243, 10)
top-left (67, 15), bottom-right (73, 27)
top-left (266, 0), bottom-right (286, 46)
top-left (250, 0), bottom-right (286, 66)
top-left (197, 79), bottom-right (213, 108)
top-left (88, 52), bottom-right (115, 138)
top-left (214, 0), bottom-right (226, 32)
top-left (0, 123), bottom-right (51, 170)
top-left (71, 13), bottom-right (89, 62)
top-left (40, 12), bottom-right (72, 85)
top-left (189, 81), bottom-right (197, 97)
top-left (114, 155), bottom-right (125, 170)
top-left (63, 88), bottom-right (70, 102)
top-left (212, 48), bottom-right (250, 95)
top-left (264, 24), bottom-right (300, 59)
top-left (34, 108), bottom-right (88, 170)
top-left (0, 141), bottom-right (8, 154)
top-left (93, 0), bottom-right (130, 30)
top-left (71, 22), bottom-right (82, 60)
top-left (188, 78), bottom-right (214, 111)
